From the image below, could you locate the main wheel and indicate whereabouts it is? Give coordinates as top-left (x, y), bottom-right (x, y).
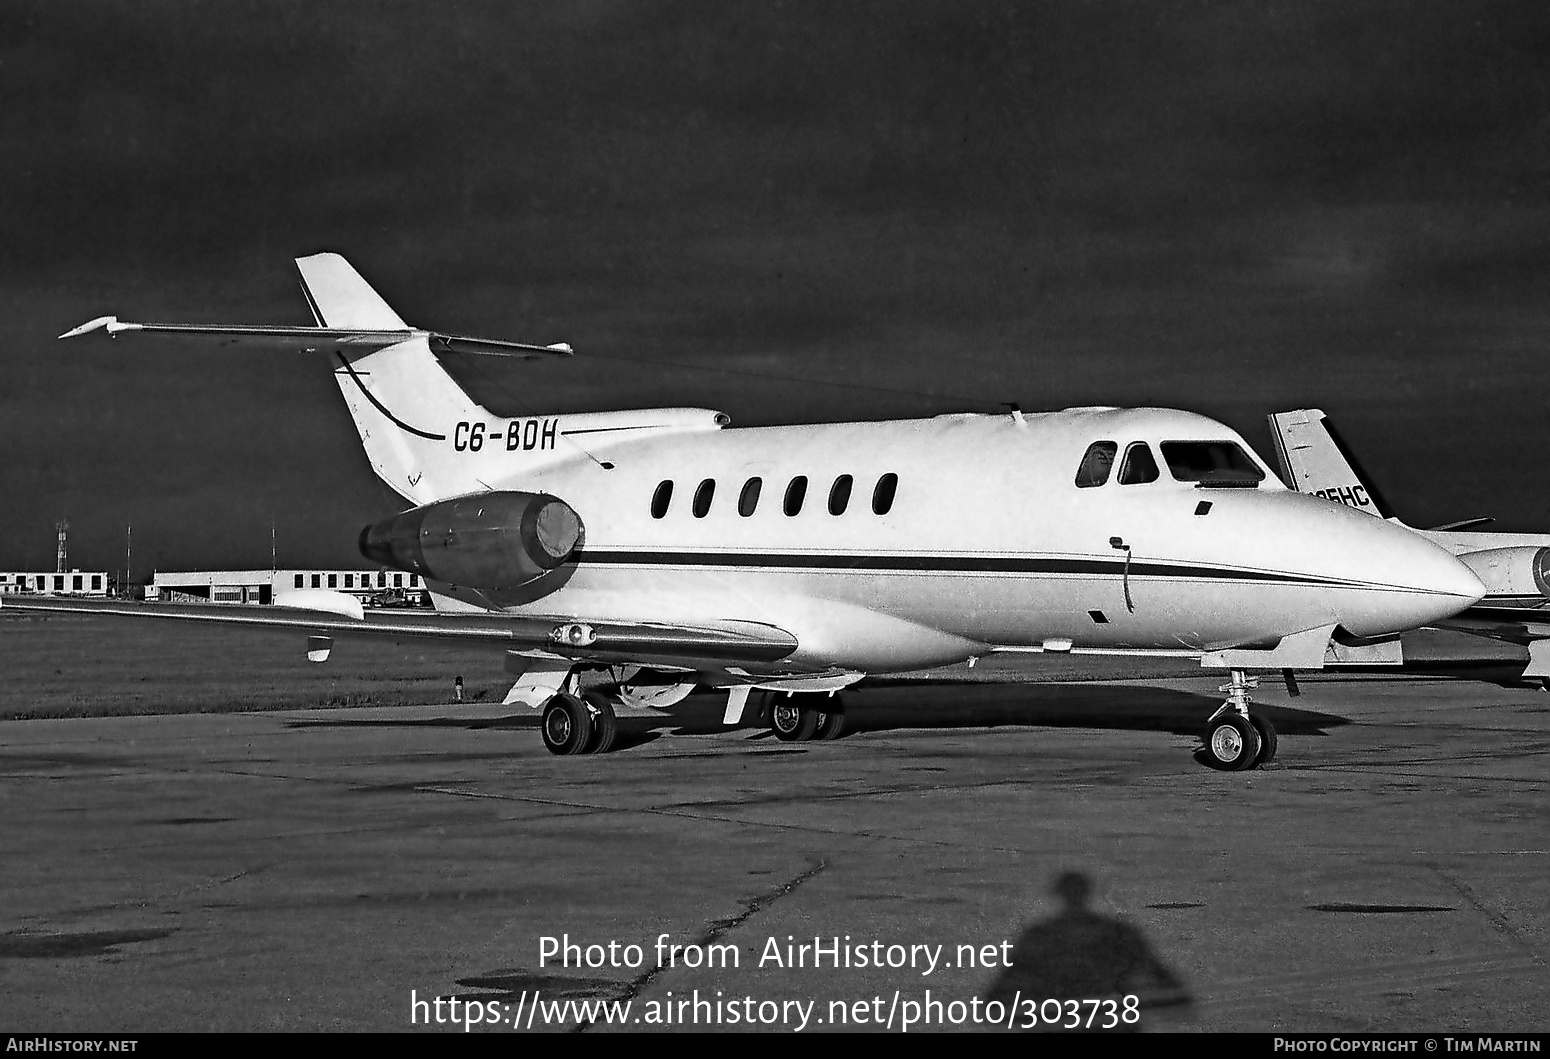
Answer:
top-left (582, 691), bottom-right (618, 755)
top-left (1202, 714), bottom-right (1262, 771)
top-left (813, 698), bottom-right (846, 740)
top-left (770, 694), bottom-right (819, 741)
top-left (541, 693), bottom-right (593, 756)
top-left (1249, 711), bottom-right (1278, 766)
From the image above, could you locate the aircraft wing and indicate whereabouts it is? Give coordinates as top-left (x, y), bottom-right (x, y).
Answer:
top-left (58, 317), bottom-right (573, 359)
top-left (1430, 605), bottom-right (1550, 645)
top-left (0, 595), bottom-right (798, 670)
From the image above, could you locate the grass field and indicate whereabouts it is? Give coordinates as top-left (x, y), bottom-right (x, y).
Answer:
top-left (0, 612), bottom-right (510, 719)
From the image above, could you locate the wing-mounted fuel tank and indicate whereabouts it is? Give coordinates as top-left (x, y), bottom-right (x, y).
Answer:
top-left (359, 491), bottom-right (583, 594)
top-left (1457, 546), bottom-right (1550, 605)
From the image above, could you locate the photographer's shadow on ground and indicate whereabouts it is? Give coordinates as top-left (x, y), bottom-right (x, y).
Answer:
top-left (985, 870), bottom-right (1194, 1032)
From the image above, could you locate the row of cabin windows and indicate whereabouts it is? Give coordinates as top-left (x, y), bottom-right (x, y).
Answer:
top-left (652, 473), bottom-right (899, 519)
top-left (292, 572), bottom-right (419, 589)
top-left (1074, 440), bottom-right (1265, 488)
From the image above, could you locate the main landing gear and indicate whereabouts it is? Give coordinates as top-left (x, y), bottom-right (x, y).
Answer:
top-left (1201, 669), bottom-right (1277, 771)
top-left (766, 691), bottom-right (846, 742)
top-left (540, 691), bottom-right (618, 756)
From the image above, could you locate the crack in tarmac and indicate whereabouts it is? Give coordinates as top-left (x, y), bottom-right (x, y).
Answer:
top-left (575, 859), bottom-right (828, 1033)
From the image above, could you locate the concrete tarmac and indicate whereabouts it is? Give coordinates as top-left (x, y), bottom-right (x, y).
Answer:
top-left (2, 674), bottom-right (1546, 1033)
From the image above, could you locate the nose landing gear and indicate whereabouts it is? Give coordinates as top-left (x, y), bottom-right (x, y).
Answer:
top-left (1201, 669), bottom-right (1278, 771)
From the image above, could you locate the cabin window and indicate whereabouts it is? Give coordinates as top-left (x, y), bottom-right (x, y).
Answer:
top-left (311, 573), bottom-right (321, 588)
top-left (1075, 442), bottom-right (1117, 487)
top-left (378, 572), bottom-right (387, 587)
top-left (394, 574), bottom-right (403, 587)
top-left (294, 574), bottom-right (304, 589)
top-left (344, 574), bottom-right (354, 588)
top-left (692, 478), bottom-right (716, 518)
top-left (54, 576), bottom-right (64, 591)
top-left (784, 476), bottom-right (808, 516)
top-left (91, 575), bottom-right (101, 590)
top-left (872, 473), bottom-right (898, 515)
top-left (1118, 443), bottom-right (1160, 485)
top-left (739, 477), bottom-right (762, 516)
top-left (651, 480), bottom-right (674, 518)
top-left (828, 474), bottom-right (853, 515)
top-left (328, 574), bottom-right (337, 588)
top-left (1160, 441), bottom-right (1265, 485)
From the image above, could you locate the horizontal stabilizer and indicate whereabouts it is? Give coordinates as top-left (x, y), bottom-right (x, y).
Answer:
top-left (1428, 517), bottom-right (1495, 532)
top-left (58, 317), bottom-right (573, 358)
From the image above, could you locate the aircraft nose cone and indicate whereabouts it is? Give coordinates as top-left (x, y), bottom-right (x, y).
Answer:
top-left (1334, 514), bottom-right (1485, 638)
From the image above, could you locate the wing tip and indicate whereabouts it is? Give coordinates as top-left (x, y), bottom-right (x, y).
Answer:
top-left (59, 315), bottom-right (123, 340)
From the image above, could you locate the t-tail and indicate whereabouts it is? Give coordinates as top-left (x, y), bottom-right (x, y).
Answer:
top-left (1267, 408), bottom-right (1397, 521)
top-left (60, 253), bottom-right (576, 506)
top-left (61, 254), bottom-right (730, 508)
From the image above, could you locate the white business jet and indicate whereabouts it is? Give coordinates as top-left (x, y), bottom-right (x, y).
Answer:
top-left (1270, 407), bottom-right (1550, 684)
top-left (16, 256), bottom-right (1484, 771)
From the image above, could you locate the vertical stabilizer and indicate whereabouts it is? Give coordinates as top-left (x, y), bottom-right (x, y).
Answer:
top-left (1267, 409), bottom-right (1396, 520)
top-left (295, 254), bottom-right (484, 505)
top-left (296, 253), bottom-right (408, 329)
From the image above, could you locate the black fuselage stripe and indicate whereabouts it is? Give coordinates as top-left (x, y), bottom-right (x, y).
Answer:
top-left (333, 352), bottom-right (447, 441)
top-left (575, 550), bottom-right (1350, 585)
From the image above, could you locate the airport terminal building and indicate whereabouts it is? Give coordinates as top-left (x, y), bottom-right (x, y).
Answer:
top-left (147, 569), bottom-right (430, 607)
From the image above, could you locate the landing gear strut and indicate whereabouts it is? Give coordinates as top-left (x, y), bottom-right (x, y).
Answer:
top-left (1201, 669), bottom-right (1277, 771)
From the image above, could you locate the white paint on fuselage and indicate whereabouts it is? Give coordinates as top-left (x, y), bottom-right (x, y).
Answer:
top-left (450, 407), bottom-right (1482, 674)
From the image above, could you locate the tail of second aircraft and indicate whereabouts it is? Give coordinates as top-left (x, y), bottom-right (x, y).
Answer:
top-left (1267, 409), bottom-right (1396, 521)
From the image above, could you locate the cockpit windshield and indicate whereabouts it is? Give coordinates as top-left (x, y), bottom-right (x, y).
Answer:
top-left (1160, 441), bottom-right (1265, 486)
top-left (1074, 441), bottom-right (1117, 487)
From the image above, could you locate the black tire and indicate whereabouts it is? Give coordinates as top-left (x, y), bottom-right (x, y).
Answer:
top-left (1202, 714), bottom-right (1262, 771)
top-left (770, 694), bottom-right (818, 741)
top-left (1249, 711), bottom-right (1278, 766)
top-left (582, 692), bottom-right (618, 755)
top-left (541, 693), bottom-right (593, 756)
top-left (813, 698), bottom-right (846, 740)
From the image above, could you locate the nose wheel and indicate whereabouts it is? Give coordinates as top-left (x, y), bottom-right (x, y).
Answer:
top-left (1201, 669), bottom-right (1277, 771)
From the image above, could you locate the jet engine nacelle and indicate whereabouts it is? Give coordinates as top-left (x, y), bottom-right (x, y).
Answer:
top-left (1457, 546), bottom-right (1550, 602)
top-left (359, 491), bottom-right (583, 590)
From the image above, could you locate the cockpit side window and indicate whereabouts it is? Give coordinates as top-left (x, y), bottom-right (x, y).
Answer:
top-left (1075, 442), bottom-right (1118, 488)
top-left (1118, 442), bottom-right (1160, 485)
top-left (1160, 441), bottom-right (1265, 486)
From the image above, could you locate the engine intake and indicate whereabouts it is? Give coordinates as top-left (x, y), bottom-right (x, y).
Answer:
top-left (1457, 545), bottom-right (1550, 601)
top-left (359, 491), bottom-right (583, 590)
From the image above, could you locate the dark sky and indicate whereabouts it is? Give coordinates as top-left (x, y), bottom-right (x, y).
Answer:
top-left (4, 1), bottom-right (1550, 573)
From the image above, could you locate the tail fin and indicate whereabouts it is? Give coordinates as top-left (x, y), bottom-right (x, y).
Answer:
top-left (296, 254), bottom-right (490, 505)
top-left (296, 253), bottom-right (408, 329)
top-left (1267, 409), bottom-right (1396, 520)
